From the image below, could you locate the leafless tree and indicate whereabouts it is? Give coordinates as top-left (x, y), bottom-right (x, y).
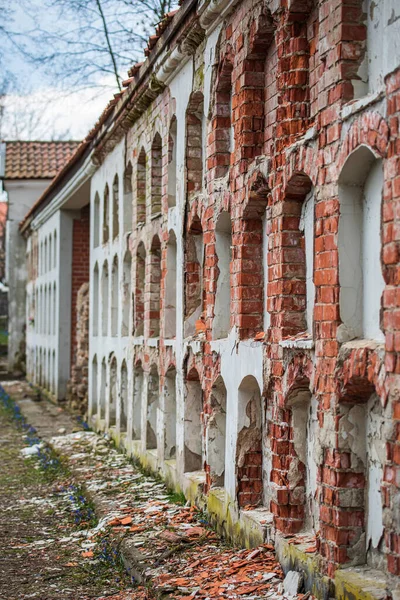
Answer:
top-left (19, 0), bottom-right (178, 93)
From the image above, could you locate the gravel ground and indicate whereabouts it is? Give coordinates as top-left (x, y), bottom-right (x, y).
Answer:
top-left (0, 385), bottom-right (141, 600)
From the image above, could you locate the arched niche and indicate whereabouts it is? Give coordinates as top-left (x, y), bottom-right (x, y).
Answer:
top-left (168, 116), bottom-right (177, 208)
top-left (151, 133), bottom-right (162, 217)
top-left (120, 360), bottom-right (128, 433)
top-left (112, 174), bottom-right (119, 240)
top-left (164, 367), bottom-right (177, 459)
top-left (165, 230), bottom-right (177, 339)
top-left (111, 256), bottom-right (119, 337)
top-left (146, 364), bottom-right (159, 450)
top-left (184, 216), bottom-right (204, 337)
top-left (236, 376), bottom-right (263, 508)
top-left (213, 211), bottom-right (232, 339)
top-left (207, 376), bottom-right (227, 487)
top-left (123, 162), bottom-right (133, 234)
top-left (338, 146), bottom-right (384, 342)
top-left (184, 368), bottom-right (203, 473)
top-left (149, 235), bottom-right (161, 338)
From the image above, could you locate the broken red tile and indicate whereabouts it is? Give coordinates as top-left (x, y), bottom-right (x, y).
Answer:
top-left (184, 526), bottom-right (207, 537)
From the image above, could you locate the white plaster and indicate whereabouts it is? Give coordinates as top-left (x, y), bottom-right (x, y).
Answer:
top-left (165, 231), bottom-right (177, 339)
top-left (338, 147), bottom-right (384, 342)
top-left (6, 178), bottom-right (51, 371)
top-left (365, 0), bottom-right (400, 96)
top-left (163, 369), bottom-right (177, 459)
top-left (262, 213), bottom-right (270, 331)
top-left (366, 393), bottom-right (385, 551)
top-left (213, 211), bottom-right (232, 340)
top-left (363, 160), bottom-right (385, 341)
top-left (184, 377), bottom-right (203, 472)
top-left (299, 191), bottom-right (315, 335)
top-left (26, 210), bottom-right (73, 399)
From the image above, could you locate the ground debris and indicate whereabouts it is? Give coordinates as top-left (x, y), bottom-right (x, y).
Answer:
top-left (50, 430), bottom-right (286, 599)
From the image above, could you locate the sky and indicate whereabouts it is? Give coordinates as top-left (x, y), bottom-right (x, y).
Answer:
top-left (1, 0), bottom-right (153, 141)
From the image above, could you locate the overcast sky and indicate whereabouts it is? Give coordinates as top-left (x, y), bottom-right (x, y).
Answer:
top-left (1, 0), bottom-right (152, 141)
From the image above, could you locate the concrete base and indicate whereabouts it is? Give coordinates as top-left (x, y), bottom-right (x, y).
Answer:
top-left (335, 567), bottom-right (389, 600)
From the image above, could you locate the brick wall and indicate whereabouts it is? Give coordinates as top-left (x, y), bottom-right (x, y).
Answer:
top-left (70, 205), bottom-right (90, 372)
top-left (87, 0), bottom-right (400, 582)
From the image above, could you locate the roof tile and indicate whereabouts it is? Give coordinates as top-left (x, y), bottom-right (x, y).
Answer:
top-left (4, 141), bottom-right (80, 180)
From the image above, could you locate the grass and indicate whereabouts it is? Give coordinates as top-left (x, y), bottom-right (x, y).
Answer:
top-left (167, 490), bottom-right (187, 505)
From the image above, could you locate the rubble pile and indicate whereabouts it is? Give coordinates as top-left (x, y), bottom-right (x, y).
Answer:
top-left (51, 431), bottom-right (299, 599)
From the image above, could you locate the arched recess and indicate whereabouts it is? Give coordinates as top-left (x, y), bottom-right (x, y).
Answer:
top-left (120, 360), bottom-right (128, 433)
top-left (44, 239), bottom-right (48, 274)
top-left (149, 235), bottom-right (161, 338)
top-left (103, 184), bottom-right (110, 244)
top-left (93, 263), bottom-right (99, 336)
top-left (44, 285), bottom-right (48, 335)
top-left (207, 376), bottom-right (227, 487)
top-left (213, 211), bottom-right (232, 339)
top-left (285, 377), bottom-right (318, 532)
top-left (164, 367), bottom-right (177, 460)
top-left (48, 285), bottom-right (52, 335)
top-left (111, 256), bottom-right (119, 337)
top-left (211, 57), bottom-right (233, 179)
top-left (53, 230), bottom-right (57, 267)
top-left (151, 133), bottom-right (162, 216)
top-left (136, 147), bottom-right (147, 224)
top-left (236, 376), bottom-right (263, 508)
top-left (101, 261), bottom-right (109, 336)
top-left (281, 173), bottom-right (314, 335)
top-left (93, 192), bottom-right (100, 247)
top-left (146, 364), bottom-right (159, 450)
top-left (186, 91), bottom-right (204, 200)
top-left (92, 355), bottom-right (98, 416)
top-left (52, 352), bottom-right (56, 395)
top-left (168, 116), bottom-right (177, 208)
top-left (38, 348), bottom-right (42, 386)
top-left (112, 174), bottom-right (119, 239)
top-left (122, 251), bottom-right (132, 337)
top-left (47, 350), bottom-right (51, 391)
top-left (184, 216), bottom-right (204, 337)
top-left (123, 162), bottom-right (133, 233)
top-left (109, 356), bottom-right (117, 427)
top-left (338, 147), bottom-right (384, 342)
top-left (100, 357), bottom-right (107, 420)
top-left (43, 348), bottom-right (47, 388)
top-left (184, 368), bottom-right (203, 472)
top-left (165, 230), bottom-right (177, 339)
top-left (134, 243), bottom-right (146, 336)
top-left (132, 362), bottom-right (144, 440)
top-left (53, 283), bottom-right (56, 336)
top-left (48, 235), bottom-right (52, 271)
top-left (240, 173), bottom-right (270, 338)
top-left (338, 381), bottom-right (386, 567)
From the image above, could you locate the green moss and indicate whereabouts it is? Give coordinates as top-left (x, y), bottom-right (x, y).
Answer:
top-left (167, 490), bottom-right (186, 505)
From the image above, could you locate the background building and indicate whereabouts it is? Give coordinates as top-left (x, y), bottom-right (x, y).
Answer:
top-left (1, 141), bottom-right (79, 372)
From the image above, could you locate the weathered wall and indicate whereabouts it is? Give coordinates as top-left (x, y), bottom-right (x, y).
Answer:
top-left (5, 179), bottom-right (52, 372)
top-left (16, 0), bottom-right (395, 589)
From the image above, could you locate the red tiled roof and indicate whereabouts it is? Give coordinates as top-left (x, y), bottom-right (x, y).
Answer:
top-left (4, 141), bottom-right (81, 180)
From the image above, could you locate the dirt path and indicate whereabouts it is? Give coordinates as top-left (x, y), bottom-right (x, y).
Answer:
top-left (0, 386), bottom-right (136, 600)
top-left (0, 379), bottom-right (287, 600)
